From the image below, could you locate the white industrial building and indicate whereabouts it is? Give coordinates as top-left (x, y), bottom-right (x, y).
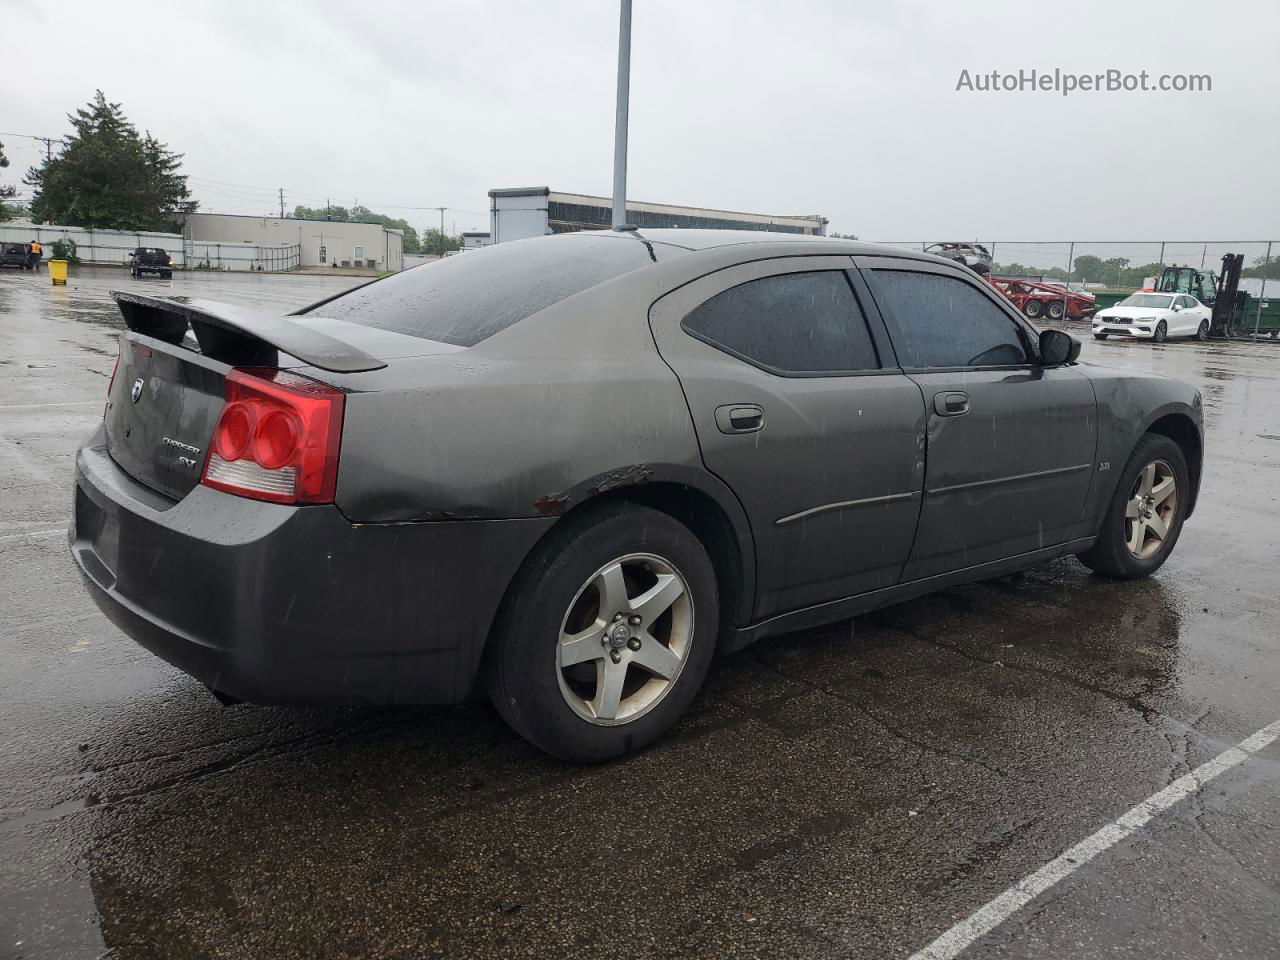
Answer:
top-left (487, 187), bottom-right (827, 244)
top-left (182, 213), bottom-right (404, 272)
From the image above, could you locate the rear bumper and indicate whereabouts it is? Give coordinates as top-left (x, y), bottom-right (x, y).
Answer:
top-left (70, 427), bottom-right (553, 705)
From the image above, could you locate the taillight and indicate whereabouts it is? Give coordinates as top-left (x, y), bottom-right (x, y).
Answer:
top-left (201, 368), bottom-right (344, 504)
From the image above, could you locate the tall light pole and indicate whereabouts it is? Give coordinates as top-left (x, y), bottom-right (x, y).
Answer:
top-left (611, 0), bottom-right (633, 229)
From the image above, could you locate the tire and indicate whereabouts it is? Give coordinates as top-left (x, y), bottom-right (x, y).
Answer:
top-left (1078, 433), bottom-right (1189, 580)
top-left (1023, 300), bottom-right (1044, 319)
top-left (161, 270), bottom-right (172, 279)
top-left (1093, 333), bottom-right (1109, 341)
top-left (485, 502), bottom-right (719, 763)
top-left (1153, 320), bottom-right (1168, 343)
top-left (1046, 301), bottom-right (1065, 320)
top-left (1196, 319), bottom-right (1209, 341)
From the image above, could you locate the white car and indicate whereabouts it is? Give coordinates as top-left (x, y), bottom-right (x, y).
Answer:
top-left (1092, 293), bottom-right (1212, 343)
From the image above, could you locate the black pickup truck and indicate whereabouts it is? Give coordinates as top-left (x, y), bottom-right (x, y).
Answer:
top-left (129, 247), bottom-right (173, 279)
top-left (1, 242), bottom-right (34, 270)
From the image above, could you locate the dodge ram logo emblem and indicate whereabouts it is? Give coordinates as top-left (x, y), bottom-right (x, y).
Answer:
top-left (131, 377), bottom-right (145, 403)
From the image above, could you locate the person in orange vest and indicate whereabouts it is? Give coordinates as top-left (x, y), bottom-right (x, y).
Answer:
top-left (28, 240), bottom-right (42, 270)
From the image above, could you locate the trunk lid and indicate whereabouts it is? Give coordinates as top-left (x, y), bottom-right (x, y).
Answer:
top-left (105, 337), bottom-right (228, 500)
top-left (103, 292), bottom-right (455, 500)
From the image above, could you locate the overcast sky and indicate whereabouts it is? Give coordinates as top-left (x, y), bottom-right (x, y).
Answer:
top-left (2, 0), bottom-right (1277, 243)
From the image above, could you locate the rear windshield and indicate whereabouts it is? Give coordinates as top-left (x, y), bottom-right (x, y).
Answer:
top-left (303, 235), bottom-right (667, 346)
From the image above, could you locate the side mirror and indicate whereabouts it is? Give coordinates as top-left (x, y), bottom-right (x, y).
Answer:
top-left (1039, 329), bottom-right (1081, 365)
top-left (1171, 303), bottom-right (1181, 312)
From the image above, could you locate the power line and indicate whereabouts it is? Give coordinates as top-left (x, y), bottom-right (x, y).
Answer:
top-left (0, 131), bottom-right (66, 162)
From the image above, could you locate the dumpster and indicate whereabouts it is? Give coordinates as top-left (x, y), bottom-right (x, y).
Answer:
top-left (48, 259), bottom-right (68, 286)
top-left (1241, 295), bottom-right (1280, 338)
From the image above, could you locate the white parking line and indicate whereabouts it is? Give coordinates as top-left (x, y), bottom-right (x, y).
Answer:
top-left (909, 718), bottom-right (1280, 960)
top-left (0, 528), bottom-right (65, 542)
top-left (0, 400), bottom-right (101, 411)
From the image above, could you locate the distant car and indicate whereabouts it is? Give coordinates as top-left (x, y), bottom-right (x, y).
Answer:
top-left (70, 230), bottom-right (1204, 762)
top-left (1092, 292), bottom-right (1212, 342)
top-left (129, 247), bottom-right (173, 279)
top-left (0, 242), bottom-right (34, 270)
top-left (988, 276), bottom-right (1096, 320)
top-left (924, 242), bottom-right (992, 275)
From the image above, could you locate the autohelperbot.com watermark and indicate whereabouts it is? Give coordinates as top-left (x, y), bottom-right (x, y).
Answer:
top-left (956, 68), bottom-right (1212, 96)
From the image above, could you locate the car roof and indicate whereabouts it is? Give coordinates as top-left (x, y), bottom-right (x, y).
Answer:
top-left (570, 228), bottom-right (950, 266)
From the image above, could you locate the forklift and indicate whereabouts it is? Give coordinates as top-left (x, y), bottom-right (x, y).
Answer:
top-left (1154, 254), bottom-right (1246, 338)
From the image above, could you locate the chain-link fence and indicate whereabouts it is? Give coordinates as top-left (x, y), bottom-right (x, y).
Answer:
top-left (872, 240), bottom-right (1278, 337)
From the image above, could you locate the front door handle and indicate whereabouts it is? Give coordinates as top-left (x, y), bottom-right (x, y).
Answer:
top-left (715, 403), bottom-right (765, 434)
top-left (934, 391), bottom-right (969, 417)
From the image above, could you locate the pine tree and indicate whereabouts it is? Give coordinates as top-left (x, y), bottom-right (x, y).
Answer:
top-left (25, 91), bottom-right (197, 231)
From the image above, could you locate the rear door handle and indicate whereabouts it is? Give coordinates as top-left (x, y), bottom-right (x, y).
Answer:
top-left (715, 404), bottom-right (765, 434)
top-left (934, 391), bottom-right (969, 417)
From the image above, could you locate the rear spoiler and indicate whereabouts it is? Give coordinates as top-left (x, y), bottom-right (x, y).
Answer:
top-left (111, 292), bottom-right (387, 373)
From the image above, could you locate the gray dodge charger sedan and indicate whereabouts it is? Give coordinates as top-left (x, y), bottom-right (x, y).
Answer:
top-left (70, 230), bottom-right (1203, 762)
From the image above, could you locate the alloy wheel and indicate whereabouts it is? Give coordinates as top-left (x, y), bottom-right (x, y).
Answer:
top-left (1125, 459), bottom-right (1177, 559)
top-left (556, 553), bottom-right (694, 726)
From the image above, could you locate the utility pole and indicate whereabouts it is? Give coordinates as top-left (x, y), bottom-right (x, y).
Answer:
top-left (611, 0), bottom-right (633, 229)
top-left (439, 207), bottom-right (446, 257)
top-left (278, 188), bottom-right (285, 219)
top-left (325, 197), bottom-right (331, 221)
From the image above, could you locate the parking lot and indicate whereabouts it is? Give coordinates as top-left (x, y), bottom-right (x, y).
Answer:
top-left (2, 265), bottom-right (1278, 959)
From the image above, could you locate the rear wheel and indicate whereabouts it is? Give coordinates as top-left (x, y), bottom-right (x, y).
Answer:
top-left (1046, 301), bottom-right (1066, 320)
top-left (1078, 434), bottom-right (1188, 579)
top-left (485, 502), bottom-right (719, 763)
top-left (1153, 320), bottom-right (1168, 343)
top-left (1023, 300), bottom-right (1044, 319)
top-left (1196, 319), bottom-right (1209, 341)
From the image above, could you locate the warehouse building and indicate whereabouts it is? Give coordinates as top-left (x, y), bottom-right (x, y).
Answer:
top-left (182, 212), bottom-right (404, 272)
top-left (487, 187), bottom-right (827, 244)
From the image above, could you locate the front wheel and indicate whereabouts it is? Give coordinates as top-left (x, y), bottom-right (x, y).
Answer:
top-left (1153, 320), bottom-right (1168, 343)
top-left (1046, 301), bottom-right (1066, 320)
top-left (485, 502), bottom-right (719, 763)
top-left (1078, 434), bottom-right (1189, 579)
top-left (1093, 333), bottom-right (1109, 341)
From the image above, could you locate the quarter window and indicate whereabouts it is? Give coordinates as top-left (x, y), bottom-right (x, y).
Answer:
top-left (682, 271), bottom-right (880, 374)
top-left (868, 270), bottom-right (1030, 368)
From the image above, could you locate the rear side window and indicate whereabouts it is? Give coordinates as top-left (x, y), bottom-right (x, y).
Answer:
top-left (303, 236), bottom-right (664, 346)
top-left (868, 270), bottom-right (1030, 368)
top-left (682, 271), bottom-right (880, 374)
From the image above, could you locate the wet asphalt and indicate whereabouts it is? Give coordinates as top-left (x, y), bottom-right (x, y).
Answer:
top-left (1, 266), bottom-right (1278, 960)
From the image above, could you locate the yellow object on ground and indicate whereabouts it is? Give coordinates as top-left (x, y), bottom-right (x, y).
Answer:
top-left (48, 259), bottom-right (68, 285)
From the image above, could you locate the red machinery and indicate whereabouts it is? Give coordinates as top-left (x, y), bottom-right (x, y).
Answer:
top-left (987, 276), bottom-right (1096, 320)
